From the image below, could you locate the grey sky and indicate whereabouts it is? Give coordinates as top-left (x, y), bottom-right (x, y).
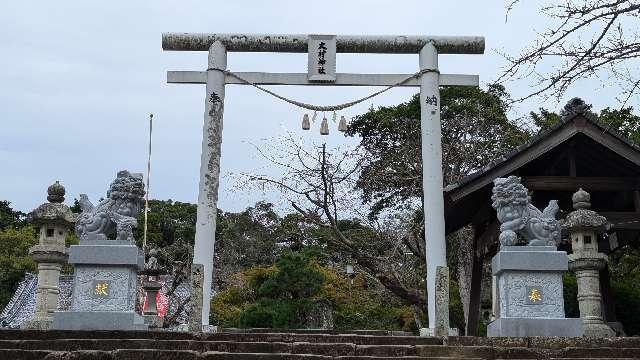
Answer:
top-left (1, 1), bottom-right (631, 213)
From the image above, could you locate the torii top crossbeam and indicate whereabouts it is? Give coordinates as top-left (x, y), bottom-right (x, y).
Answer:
top-left (162, 33), bottom-right (485, 54)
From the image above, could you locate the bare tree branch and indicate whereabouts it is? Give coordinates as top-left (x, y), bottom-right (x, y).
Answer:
top-left (238, 132), bottom-right (426, 307)
top-left (499, 0), bottom-right (640, 104)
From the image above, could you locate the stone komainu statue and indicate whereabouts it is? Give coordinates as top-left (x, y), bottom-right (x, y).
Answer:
top-left (76, 170), bottom-right (145, 242)
top-left (491, 176), bottom-right (561, 247)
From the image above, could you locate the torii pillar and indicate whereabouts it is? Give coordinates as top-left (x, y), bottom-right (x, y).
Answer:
top-left (419, 42), bottom-right (448, 332)
top-left (191, 41), bottom-right (227, 326)
top-left (162, 33), bottom-right (485, 329)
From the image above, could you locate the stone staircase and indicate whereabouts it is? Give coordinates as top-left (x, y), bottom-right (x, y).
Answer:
top-left (1, 329), bottom-right (639, 359)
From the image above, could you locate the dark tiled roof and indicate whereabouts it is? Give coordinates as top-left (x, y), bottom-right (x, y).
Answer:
top-left (444, 105), bottom-right (640, 195)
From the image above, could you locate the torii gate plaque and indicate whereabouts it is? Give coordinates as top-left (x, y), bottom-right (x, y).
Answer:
top-left (162, 33), bottom-right (485, 330)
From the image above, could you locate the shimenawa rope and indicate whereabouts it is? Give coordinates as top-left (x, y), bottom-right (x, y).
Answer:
top-left (207, 68), bottom-right (439, 112)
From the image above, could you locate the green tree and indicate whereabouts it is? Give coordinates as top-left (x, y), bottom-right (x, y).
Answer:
top-left (530, 105), bottom-right (640, 144)
top-left (0, 201), bottom-right (27, 230)
top-left (214, 202), bottom-right (282, 288)
top-left (0, 226), bottom-right (37, 309)
top-left (347, 84), bottom-right (530, 219)
top-left (69, 198), bottom-right (82, 214)
top-left (562, 273), bottom-right (580, 318)
top-left (134, 199), bottom-right (197, 269)
top-left (212, 251), bottom-right (418, 331)
top-left (608, 245), bottom-right (640, 335)
top-left (529, 108), bottom-right (562, 132)
top-left (599, 107), bottom-right (640, 145)
top-left (239, 251), bottom-right (325, 328)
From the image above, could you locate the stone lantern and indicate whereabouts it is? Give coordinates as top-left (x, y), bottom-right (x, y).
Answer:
top-left (563, 188), bottom-right (615, 337)
top-left (22, 181), bottom-right (76, 329)
top-left (140, 248), bottom-right (165, 328)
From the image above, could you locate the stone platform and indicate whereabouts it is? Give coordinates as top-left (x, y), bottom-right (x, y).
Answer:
top-left (488, 317), bottom-right (582, 337)
top-left (53, 241), bottom-right (147, 331)
top-left (0, 329), bottom-right (637, 359)
top-left (488, 246), bottom-right (582, 337)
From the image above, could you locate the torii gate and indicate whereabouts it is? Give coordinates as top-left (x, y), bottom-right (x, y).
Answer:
top-left (162, 33), bottom-right (485, 330)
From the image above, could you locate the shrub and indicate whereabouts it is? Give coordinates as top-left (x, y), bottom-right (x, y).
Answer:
top-left (611, 278), bottom-right (640, 335)
top-left (563, 273), bottom-right (579, 318)
top-left (212, 250), bottom-right (418, 331)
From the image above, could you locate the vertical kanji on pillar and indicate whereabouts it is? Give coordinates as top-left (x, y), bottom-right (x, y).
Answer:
top-left (193, 41), bottom-right (227, 326)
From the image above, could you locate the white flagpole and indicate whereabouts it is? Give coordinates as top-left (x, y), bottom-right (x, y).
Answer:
top-left (143, 113), bottom-right (153, 252)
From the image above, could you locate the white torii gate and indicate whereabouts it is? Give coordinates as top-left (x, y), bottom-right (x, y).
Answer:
top-left (162, 33), bottom-right (485, 329)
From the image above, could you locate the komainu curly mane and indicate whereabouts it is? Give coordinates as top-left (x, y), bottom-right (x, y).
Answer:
top-left (491, 176), bottom-right (529, 210)
top-left (492, 176), bottom-right (561, 247)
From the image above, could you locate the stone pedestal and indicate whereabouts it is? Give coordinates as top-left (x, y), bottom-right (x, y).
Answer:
top-left (188, 263), bottom-right (205, 332)
top-left (419, 266), bottom-right (459, 337)
top-left (53, 241), bottom-right (147, 330)
top-left (434, 266), bottom-right (449, 337)
top-left (487, 246), bottom-right (582, 337)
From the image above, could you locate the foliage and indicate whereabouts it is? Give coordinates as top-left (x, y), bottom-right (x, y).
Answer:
top-left (318, 265), bottom-right (416, 331)
top-left (562, 273), bottom-right (579, 318)
top-left (214, 202), bottom-right (284, 289)
top-left (529, 108), bottom-right (562, 132)
top-left (611, 278), bottom-right (640, 336)
top-left (255, 252), bottom-right (324, 299)
top-left (211, 251), bottom-right (419, 331)
top-left (530, 106), bottom-right (640, 144)
top-left (609, 246), bottom-right (640, 335)
top-left (60, 232), bottom-right (79, 274)
top-left (0, 201), bottom-right (27, 230)
top-left (133, 199), bottom-right (197, 269)
top-left (238, 251), bottom-right (325, 328)
top-left (210, 272), bottom-right (260, 327)
top-left (599, 107), bottom-right (640, 145)
top-left (0, 226), bottom-right (37, 310)
top-left (69, 198), bottom-right (82, 214)
top-left (347, 84), bottom-right (530, 218)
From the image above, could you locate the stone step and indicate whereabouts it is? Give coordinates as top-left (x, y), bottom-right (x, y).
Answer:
top-left (3, 339), bottom-right (640, 359)
top-left (2, 330), bottom-right (640, 359)
top-left (0, 330), bottom-right (441, 345)
top-left (0, 341), bottom-right (445, 356)
top-left (220, 328), bottom-right (413, 336)
top-left (0, 349), bottom-right (478, 360)
top-left (3, 329), bottom-right (639, 351)
top-left (0, 340), bottom-right (441, 353)
top-left (2, 348), bottom-right (639, 360)
top-left (447, 336), bottom-right (640, 349)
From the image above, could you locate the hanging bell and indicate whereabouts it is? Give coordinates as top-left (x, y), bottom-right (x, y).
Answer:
top-left (302, 113), bottom-right (310, 130)
top-left (338, 116), bottom-right (348, 132)
top-left (320, 116), bottom-right (329, 135)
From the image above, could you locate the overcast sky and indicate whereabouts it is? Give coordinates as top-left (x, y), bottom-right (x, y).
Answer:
top-left (1, 1), bottom-right (632, 213)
